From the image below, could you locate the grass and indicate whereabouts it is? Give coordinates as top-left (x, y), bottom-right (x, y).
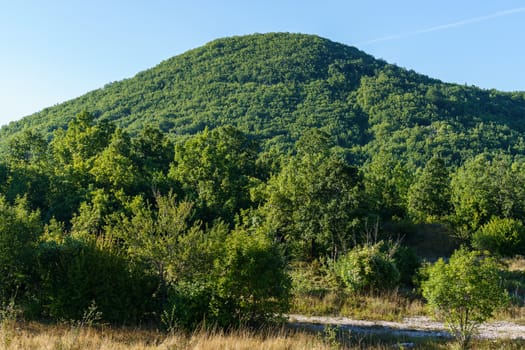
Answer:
top-left (289, 260), bottom-right (426, 321)
top-left (0, 322), bottom-right (328, 350)
top-left (291, 289), bottom-right (426, 321)
top-left (1, 321), bottom-right (523, 350)
top-left (505, 256), bottom-right (525, 271)
top-left (290, 256), bottom-right (525, 324)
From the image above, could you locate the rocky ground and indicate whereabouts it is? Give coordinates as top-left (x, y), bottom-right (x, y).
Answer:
top-left (288, 314), bottom-right (525, 340)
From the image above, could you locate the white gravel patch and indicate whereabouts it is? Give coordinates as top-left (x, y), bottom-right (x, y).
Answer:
top-left (287, 314), bottom-right (525, 340)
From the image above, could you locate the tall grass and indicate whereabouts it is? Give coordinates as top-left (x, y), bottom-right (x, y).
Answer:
top-left (291, 289), bottom-right (426, 321)
top-left (0, 322), bottom-right (347, 350)
top-left (2, 322), bottom-right (523, 350)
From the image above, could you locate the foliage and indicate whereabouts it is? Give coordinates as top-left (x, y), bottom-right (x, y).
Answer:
top-left (169, 126), bottom-right (259, 223)
top-left (421, 248), bottom-right (508, 349)
top-left (263, 130), bottom-right (364, 260)
top-left (332, 241), bottom-right (400, 293)
top-left (472, 217), bottom-right (525, 257)
top-left (363, 151), bottom-right (413, 221)
top-left (407, 156), bottom-right (452, 223)
top-left (451, 154), bottom-right (525, 231)
top-left (111, 193), bottom-right (290, 329)
top-left (34, 235), bottom-right (157, 324)
top-left (211, 223), bottom-right (291, 327)
top-left (111, 192), bottom-right (201, 311)
top-left (391, 244), bottom-right (420, 286)
top-left (0, 196), bottom-right (42, 305)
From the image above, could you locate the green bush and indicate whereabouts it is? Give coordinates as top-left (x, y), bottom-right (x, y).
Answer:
top-left (158, 224), bottom-right (291, 330)
top-left (0, 196), bottom-right (42, 305)
top-left (34, 236), bottom-right (157, 324)
top-left (421, 248), bottom-right (508, 349)
top-left (472, 217), bottom-right (525, 257)
top-left (211, 227), bottom-right (291, 327)
top-left (392, 244), bottom-right (420, 286)
top-left (289, 261), bottom-right (338, 299)
top-left (333, 241), bottom-right (400, 293)
top-left (163, 281), bottom-right (213, 331)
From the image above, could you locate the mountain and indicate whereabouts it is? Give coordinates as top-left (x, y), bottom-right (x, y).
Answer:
top-left (1, 32), bottom-right (525, 167)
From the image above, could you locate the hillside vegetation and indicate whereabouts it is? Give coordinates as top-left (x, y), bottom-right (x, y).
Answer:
top-left (2, 33), bottom-right (525, 166)
top-left (1, 33), bottom-right (525, 339)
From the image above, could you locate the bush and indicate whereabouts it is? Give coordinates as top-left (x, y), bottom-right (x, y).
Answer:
top-left (159, 222), bottom-right (291, 330)
top-left (289, 261), bottom-right (338, 299)
top-left (421, 248), bottom-right (508, 349)
top-left (34, 236), bottom-right (157, 324)
top-left (211, 227), bottom-right (291, 327)
top-left (0, 196), bottom-right (42, 305)
top-left (472, 217), bottom-right (525, 256)
top-left (333, 242), bottom-right (400, 293)
top-left (162, 281), bottom-right (213, 331)
top-left (392, 245), bottom-right (420, 286)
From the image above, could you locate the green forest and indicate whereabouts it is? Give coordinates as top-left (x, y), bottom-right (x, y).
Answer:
top-left (1, 33), bottom-right (525, 340)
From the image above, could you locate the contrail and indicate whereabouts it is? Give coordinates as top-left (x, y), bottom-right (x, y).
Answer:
top-left (356, 7), bottom-right (525, 46)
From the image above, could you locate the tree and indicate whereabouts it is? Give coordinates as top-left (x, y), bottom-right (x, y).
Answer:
top-left (421, 248), bottom-right (508, 349)
top-left (113, 193), bottom-right (290, 329)
top-left (169, 126), bottom-right (259, 223)
top-left (407, 156), bottom-right (451, 223)
top-left (451, 154), bottom-right (525, 231)
top-left (333, 241), bottom-right (400, 293)
top-left (212, 222), bottom-right (291, 326)
top-left (90, 128), bottom-right (137, 191)
top-left (7, 129), bottom-right (48, 166)
top-left (112, 192), bottom-right (201, 311)
top-left (47, 111), bottom-right (116, 223)
top-left (0, 196), bottom-right (42, 304)
top-left (263, 130), bottom-right (364, 260)
top-left (4, 129), bottom-right (51, 214)
top-left (35, 233), bottom-right (158, 323)
top-left (130, 125), bottom-right (174, 195)
top-left (363, 151), bottom-right (413, 221)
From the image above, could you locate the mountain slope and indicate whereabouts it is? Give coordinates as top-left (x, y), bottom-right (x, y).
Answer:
top-left (1, 32), bottom-right (525, 166)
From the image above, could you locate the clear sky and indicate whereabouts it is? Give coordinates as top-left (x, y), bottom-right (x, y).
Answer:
top-left (1, 0), bottom-right (524, 127)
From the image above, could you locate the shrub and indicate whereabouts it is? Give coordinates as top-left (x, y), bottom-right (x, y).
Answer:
top-left (472, 217), bottom-right (525, 257)
top-left (289, 261), bottom-right (338, 299)
top-left (162, 281), bottom-right (213, 331)
top-left (35, 236), bottom-right (157, 324)
top-left (333, 242), bottom-right (400, 293)
top-left (392, 244), bottom-right (420, 286)
top-left (421, 248), bottom-right (508, 349)
top-left (157, 220), bottom-right (291, 330)
top-left (0, 196), bottom-right (42, 305)
top-left (211, 227), bottom-right (291, 327)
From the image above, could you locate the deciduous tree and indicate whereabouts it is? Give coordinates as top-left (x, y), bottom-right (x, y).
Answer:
top-left (421, 248), bottom-right (508, 349)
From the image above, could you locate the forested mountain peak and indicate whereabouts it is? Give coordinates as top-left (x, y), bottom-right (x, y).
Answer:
top-left (158, 33), bottom-right (379, 84)
top-left (1, 33), bottom-right (380, 142)
top-left (1, 32), bottom-right (525, 167)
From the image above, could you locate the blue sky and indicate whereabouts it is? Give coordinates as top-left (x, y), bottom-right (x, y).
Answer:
top-left (1, 0), bottom-right (524, 126)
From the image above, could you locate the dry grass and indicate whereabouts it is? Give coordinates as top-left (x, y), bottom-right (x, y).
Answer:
top-left (3, 321), bottom-right (525, 349)
top-left (0, 322), bottom-right (342, 350)
top-left (292, 289), bottom-right (426, 321)
top-left (339, 291), bottom-right (426, 321)
top-left (505, 256), bottom-right (525, 272)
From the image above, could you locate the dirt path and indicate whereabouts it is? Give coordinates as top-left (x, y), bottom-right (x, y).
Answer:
top-left (287, 314), bottom-right (525, 340)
